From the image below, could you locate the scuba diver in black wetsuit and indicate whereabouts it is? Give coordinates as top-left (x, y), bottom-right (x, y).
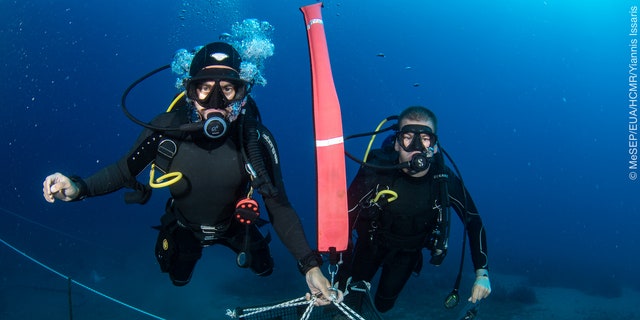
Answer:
top-left (42, 41), bottom-right (342, 304)
top-left (336, 106), bottom-right (491, 313)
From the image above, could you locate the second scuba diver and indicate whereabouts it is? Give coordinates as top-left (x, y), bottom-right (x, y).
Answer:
top-left (336, 106), bottom-right (490, 312)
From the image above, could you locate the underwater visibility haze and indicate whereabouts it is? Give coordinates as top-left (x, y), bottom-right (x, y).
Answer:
top-left (1, 0), bottom-right (639, 319)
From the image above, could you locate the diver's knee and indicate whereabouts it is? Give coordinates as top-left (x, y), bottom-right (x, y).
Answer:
top-left (171, 277), bottom-right (191, 287)
top-left (253, 255), bottom-right (274, 277)
top-left (255, 266), bottom-right (273, 277)
top-left (374, 293), bottom-right (398, 313)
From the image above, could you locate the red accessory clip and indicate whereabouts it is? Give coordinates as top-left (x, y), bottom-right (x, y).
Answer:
top-left (235, 198), bottom-right (260, 224)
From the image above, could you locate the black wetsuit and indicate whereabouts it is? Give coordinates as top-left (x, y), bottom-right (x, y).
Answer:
top-left (337, 149), bottom-right (488, 312)
top-left (73, 100), bottom-right (314, 286)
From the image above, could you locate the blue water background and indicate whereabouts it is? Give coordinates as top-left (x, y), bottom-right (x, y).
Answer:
top-left (1, 0), bottom-right (638, 319)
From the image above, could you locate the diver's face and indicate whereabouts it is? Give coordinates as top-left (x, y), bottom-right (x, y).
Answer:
top-left (195, 80), bottom-right (237, 100)
top-left (193, 80), bottom-right (236, 119)
top-left (395, 119), bottom-right (436, 177)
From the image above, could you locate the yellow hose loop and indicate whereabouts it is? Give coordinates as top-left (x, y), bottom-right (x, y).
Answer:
top-left (166, 91), bottom-right (186, 112)
top-left (149, 163), bottom-right (183, 188)
top-left (371, 189), bottom-right (398, 205)
top-left (363, 118), bottom-right (392, 163)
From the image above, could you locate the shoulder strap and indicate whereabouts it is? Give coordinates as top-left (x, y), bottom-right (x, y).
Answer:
top-left (427, 151), bottom-right (451, 265)
top-left (151, 101), bottom-right (190, 174)
top-left (154, 138), bottom-right (180, 174)
top-left (240, 97), bottom-right (278, 198)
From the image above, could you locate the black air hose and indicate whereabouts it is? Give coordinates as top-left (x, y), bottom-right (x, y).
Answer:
top-left (242, 97), bottom-right (278, 198)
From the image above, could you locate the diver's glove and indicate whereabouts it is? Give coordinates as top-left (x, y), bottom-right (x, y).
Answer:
top-left (473, 269), bottom-right (491, 291)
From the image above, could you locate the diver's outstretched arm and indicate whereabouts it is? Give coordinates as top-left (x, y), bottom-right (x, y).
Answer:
top-left (43, 172), bottom-right (79, 203)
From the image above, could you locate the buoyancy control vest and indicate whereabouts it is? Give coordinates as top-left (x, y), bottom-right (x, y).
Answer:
top-left (123, 94), bottom-right (279, 205)
top-left (356, 147), bottom-right (451, 265)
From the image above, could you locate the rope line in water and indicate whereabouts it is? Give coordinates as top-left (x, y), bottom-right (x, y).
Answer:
top-left (0, 236), bottom-right (166, 320)
top-left (1, 207), bottom-right (369, 320)
top-left (225, 294), bottom-right (366, 320)
top-left (0, 207), bottom-right (122, 255)
top-left (0, 207), bottom-right (90, 243)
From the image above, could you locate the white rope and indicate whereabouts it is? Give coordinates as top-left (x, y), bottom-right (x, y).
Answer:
top-left (226, 296), bottom-right (313, 318)
top-left (226, 292), bottom-right (369, 320)
top-left (0, 236), bottom-right (166, 320)
top-left (298, 296), bottom-right (317, 320)
top-left (226, 262), bottom-right (369, 319)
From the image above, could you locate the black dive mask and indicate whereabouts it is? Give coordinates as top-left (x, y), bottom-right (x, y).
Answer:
top-left (396, 124), bottom-right (437, 174)
top-left (186, 79), bottom-right (246, 110)
top-left (395, 124), bottom-right (437, 153)
top-left (183, 79), bottom-right (248, 139)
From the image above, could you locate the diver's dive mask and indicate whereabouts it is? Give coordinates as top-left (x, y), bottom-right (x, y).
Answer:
top-left (396, 124), bottom-right (437, 173)
top-left (185, 78), bottom-right (247, 111)
top-left (184, 78), bottom-right (248, 139)
top-left (396, 124), bottom-right (437, 153)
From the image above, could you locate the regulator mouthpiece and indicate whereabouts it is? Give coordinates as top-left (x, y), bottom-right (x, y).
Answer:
top-left (203, 112), bottom-right (228, 139)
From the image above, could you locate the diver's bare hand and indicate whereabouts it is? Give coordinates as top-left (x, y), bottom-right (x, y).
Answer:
top-left (305, 267), bottom-right (344, 306)
top-left (468, 269), bottom-right (491, 303)
top-left (43, 172), bottom-right (79, 203)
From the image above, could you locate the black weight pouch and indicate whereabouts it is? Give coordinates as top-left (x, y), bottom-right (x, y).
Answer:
top-left (154, 212), bottom-right (179, 273)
